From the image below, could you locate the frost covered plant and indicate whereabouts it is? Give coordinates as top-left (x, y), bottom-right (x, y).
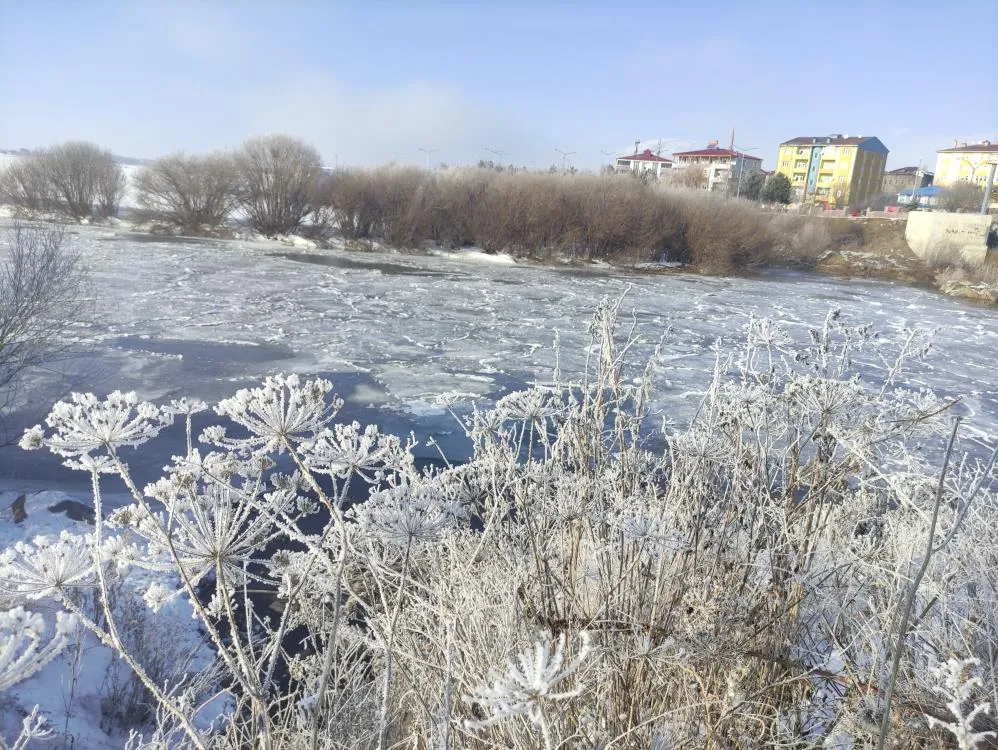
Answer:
top-left (0, 607), bottom-right (77, 690)
top-left (464, 631), bottom-right (591, 747)
top-left (3, 303), bottom-right (997, 750)
top-left (305, 421), bottom-right (408, 484)
top-left (210, 373), bottom-right (341, 455)
top-left (925, 657), bottom-right (996, 749)
top-left (351, 480), bottom-right (466, 546)
top-left (20, 390), bottom-right (171, 459)
top-left (0, 531), bottom-right (94, 600)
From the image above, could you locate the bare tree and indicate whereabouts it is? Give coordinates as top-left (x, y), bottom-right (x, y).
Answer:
top-left (0, 157), bottom-right (51, 214)
top-left (38, 142), bottom-right (125, 220)
top-left (135, 152), bottom-right (240, 234)
top-left (0, 222), bottom-right (90, 421)
top-left (235, 135), bottom-right (324, 236)
top-left (940, 181), bottom-right (985, 212)
top-left (94, 156), bottom-right (127, 219)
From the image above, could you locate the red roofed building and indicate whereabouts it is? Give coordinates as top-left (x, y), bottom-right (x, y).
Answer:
top-left (672, 140), bottom-right (763, 193)
top-left (614, 148), bottom-right (674, 179)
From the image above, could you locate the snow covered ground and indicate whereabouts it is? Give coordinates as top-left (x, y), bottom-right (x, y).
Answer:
top-left (2, 221), bottom-right (997, 747)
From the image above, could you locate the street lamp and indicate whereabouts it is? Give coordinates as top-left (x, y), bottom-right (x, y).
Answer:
top-left (555, 148), bottom-right (576, 171)
top-left (419, 147), bottom-right (438, 170)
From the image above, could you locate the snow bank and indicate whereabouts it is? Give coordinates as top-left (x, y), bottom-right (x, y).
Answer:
top-left (0, 491), bottom-right (218, 748)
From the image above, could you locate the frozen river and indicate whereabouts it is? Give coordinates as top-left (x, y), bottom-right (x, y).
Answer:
top-left (3, 225), bottom-right (997, 490)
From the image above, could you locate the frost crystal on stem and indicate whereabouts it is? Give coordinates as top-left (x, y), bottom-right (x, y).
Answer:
top-left (0, 607), bottom-right (78, 689)
top-left (0, 531), bottom-right (95, 600)
top-left (23, 391), bottom-right (172, 460)
top-left (210, 373), bottom-right (341, 454)
top-left (464, 631), bottom-right (591, 731)
top-left (925, 657), bottom-right (996, 750)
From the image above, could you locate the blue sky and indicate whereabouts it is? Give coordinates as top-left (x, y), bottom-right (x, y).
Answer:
top-left (1, 1), bottom-right (995, 171)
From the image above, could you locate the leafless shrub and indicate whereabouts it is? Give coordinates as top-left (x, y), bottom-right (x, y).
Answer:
top-left (94, 155), bottom-right (127, 220)
top-left (135, 153), bottom-right (239, 235)
top-left (0, 222), bottom-right (89, 419)
top-left (0, 157), bottom-right (51, 214)
top-left (318, 168), bottom-right (828, 272)
top-left (39, 141), bottom-right (125, 220)
top-left (680, 194), bottom-right (773, 273)
top-left (0, 143), bottom-right (124, 220)
top-left (668, 165), bottom-right (709, 190)
top-left (235, 135), bottom-right (324, 236)
top-left (321, 169), bottom-right (380, 240)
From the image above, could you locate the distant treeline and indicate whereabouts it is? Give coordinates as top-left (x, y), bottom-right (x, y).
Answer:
top-left (1, 135), bottom-right (851, 273)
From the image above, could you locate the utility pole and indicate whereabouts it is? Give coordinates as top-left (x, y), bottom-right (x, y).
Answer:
top-left (982, 162), bottom-right (997, 215)
top-left (485, 147), bottom-right (507, 164)
top-left (732, 144), bottom-right (758, 198)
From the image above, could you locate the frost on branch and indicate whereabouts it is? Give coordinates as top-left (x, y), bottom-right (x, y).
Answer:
top-left (464, 631), bottom-right (592, 732)
top-left (0, 607), bottom-right (77, 690)
top-left (925, 657), bottom-right (996, 749)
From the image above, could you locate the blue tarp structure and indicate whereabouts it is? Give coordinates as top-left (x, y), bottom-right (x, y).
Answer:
top-left (898, 186), bottom-right (942, 198)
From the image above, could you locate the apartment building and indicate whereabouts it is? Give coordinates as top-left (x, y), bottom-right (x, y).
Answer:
top-left (881, 166), bottom-right (933, 194)
top-left (933, 141), bottom-right (998, 188)
top-left (672, 141), bottom-right (762, 193)
top-left (775, 135), bottom-right (888, 207)
top-left (614, 148), bottom-right (674, 179)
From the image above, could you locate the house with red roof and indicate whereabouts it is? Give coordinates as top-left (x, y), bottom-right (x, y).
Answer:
top-left (614, 148), bottom-right (674, 180)
top-left (672, 140), bottom-right (763, 193)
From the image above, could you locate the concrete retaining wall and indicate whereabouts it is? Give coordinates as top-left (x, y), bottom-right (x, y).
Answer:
top-left (904, 212), bottom-right (993, 265)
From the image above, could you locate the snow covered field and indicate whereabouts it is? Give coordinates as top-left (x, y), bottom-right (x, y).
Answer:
top-left (4, 222), bottom-right (998, 490)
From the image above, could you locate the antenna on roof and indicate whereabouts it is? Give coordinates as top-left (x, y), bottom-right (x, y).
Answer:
top-left (729, 128), bottom-right (735, 152)
top-left (657, 139), bottom-right (662, 156)
top-left (634, 139), bottom-right (640, 155)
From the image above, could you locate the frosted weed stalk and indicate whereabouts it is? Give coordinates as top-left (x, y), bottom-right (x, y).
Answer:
top-left (2, 303), bottom-right (997, 749)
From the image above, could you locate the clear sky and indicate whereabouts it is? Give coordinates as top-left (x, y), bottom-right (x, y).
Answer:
top-left (1, 1), bottom-right (996, 171)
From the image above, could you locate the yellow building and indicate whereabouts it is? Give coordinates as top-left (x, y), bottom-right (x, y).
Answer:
top-left (775, 135), bottom-right (889, 208)
top-left (933, 141), bottom-right (998, 188)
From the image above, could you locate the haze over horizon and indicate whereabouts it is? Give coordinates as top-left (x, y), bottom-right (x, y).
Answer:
top-left (1, 0), bottom-right (995, 171)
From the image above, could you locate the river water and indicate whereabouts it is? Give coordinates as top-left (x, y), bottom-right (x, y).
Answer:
top-left (2, 225), bottom-right (997, 493)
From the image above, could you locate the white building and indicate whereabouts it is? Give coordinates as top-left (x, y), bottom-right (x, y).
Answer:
top-left (614, 148), bottom-right (674, 179)
top-left (672, 141), bottom-right (763, 193)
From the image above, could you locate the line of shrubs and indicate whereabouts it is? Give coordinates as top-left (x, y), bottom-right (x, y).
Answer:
top-left (2, 135), bottom-right (850, 274)
top-left (317, 166), bottom-right (853, 273)
top-left (0, 135), bottom-right (325, 237)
